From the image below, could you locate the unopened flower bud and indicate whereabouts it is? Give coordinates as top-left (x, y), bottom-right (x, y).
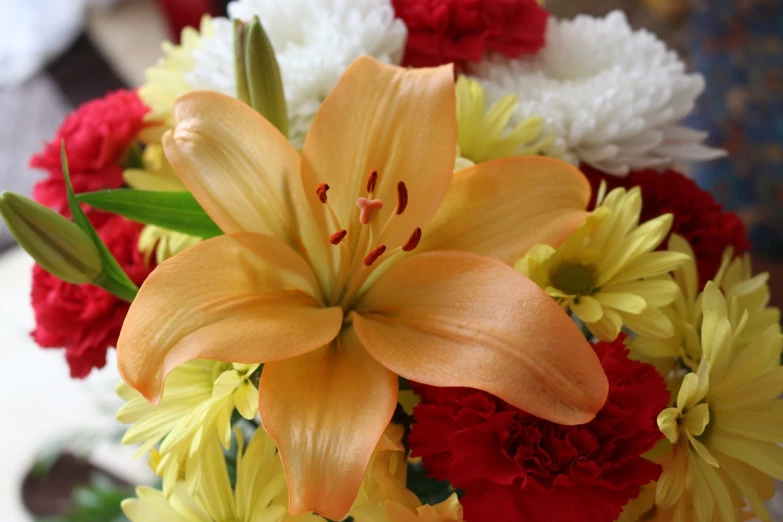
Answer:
top-left (234, 16), bottom-right (289, 137)
top-left (0, 192), bottom-right (102, 284)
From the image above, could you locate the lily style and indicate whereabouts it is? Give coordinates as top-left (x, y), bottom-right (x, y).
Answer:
top-left (117, 57), bottom-right (609, 520)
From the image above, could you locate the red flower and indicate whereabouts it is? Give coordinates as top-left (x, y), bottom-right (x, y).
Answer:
top-left (393, 0), bottom-right (548, 68)
top-left (409, 336), bottom-right (669, 522)
top-left (582, 166), bottom-right (751, 287)
top-left (30, 90), bottom-right (149, 213)
top-left (31, 215), bottom-right (153, 378)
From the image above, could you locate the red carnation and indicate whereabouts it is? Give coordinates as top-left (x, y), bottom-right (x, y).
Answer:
top-left (409, 336), bottom-right (669, 522)
top-left (393, 0), bottom-right (548, 68)
top-left (582, 166), bottom-right (750, 288)
top-left (30, 90), bottom-right (149, 214)
top-left (31, 215), bottom-right (153, 378)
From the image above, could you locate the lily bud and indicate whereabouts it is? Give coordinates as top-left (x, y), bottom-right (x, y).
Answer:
top-left (234, 16), bottom-right (289, 137)
top-left (0, 192), bottom-right (102, 284)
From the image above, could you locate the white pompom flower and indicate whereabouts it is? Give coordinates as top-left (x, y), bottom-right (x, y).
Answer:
top-left (186, 0), bottom-right (407, 147)
top-left (471, 11), bottom-right (725, 175)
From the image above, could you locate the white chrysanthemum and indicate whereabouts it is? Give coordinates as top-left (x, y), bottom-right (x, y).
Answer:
top-left (471, 11), bottom-right (725, 175)
top-left (186, 0), bottom-right (407, 147)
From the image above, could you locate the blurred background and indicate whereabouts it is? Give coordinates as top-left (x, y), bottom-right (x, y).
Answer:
top-left (0, 0), bottom-right (781, 520)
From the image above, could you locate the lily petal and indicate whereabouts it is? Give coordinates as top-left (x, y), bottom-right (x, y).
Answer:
top-left (354, 250), bottom-right (608, 425)
top-left (117, 233), bottom-right (343, 403)
top-left (258, 328), bottom-right (397, 520)
top-left (418, 156), bottom-right (590, 264)
top-left (301, 57), bottom-right (457, 254)
top-left (164, 91), bottom-right (305, 244)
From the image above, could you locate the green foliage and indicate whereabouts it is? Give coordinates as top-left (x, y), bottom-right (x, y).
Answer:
top-left (61, 144), bottom-right (139, 302)
top-left (406, 462), bottom-right (459, 507)
top-left (35, 476), bottom-right (132, 522)
top-left (76, 189), bottom-right (222, 239)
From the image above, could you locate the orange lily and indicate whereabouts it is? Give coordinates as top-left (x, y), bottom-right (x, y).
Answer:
top-left (117, 57), bottom-right (608, 520)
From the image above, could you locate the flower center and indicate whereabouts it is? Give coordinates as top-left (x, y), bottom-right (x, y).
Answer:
top-left (315, 170), bottom-right (422, 308)
top-left (550, 262), bottom-right (597, 296)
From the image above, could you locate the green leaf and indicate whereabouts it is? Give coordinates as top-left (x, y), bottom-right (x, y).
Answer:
top-left (61, 143), bottom-right (139, 302)
top-left (406, 462), bottom-right (458, 506)
top-left (76, 189), bottom-right (222, 239)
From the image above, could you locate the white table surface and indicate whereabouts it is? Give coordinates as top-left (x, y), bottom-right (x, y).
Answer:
top-left (0, 247), bottom-right (152, 520)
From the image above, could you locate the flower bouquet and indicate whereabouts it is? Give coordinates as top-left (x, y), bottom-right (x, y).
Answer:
top-left (1, 1), bottom-right (779, 521)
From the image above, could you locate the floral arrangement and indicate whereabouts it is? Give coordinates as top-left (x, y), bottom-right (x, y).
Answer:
top-left (1, 1), bottom-right (779, 521)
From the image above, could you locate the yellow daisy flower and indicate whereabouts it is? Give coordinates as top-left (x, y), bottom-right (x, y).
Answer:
top-left (631, 235), bottom-right (780, 373)
top-left (712, 246), bottom-right (781, 348)
top-left (117, 361), bottom-right (259, 495)
top-left (122, 427), bottom-right (322, 522)
top-left (655, 282), bottom-right (783, 522)
top-left (454, 76), bottom-right (553, 170)
top-left (350, 424), bottom-right (464, 522)
top-left (139, 16), bottom-right (214, 139)
top-left (124, 144), bottom-right (202, 263)
top-left (516, 184), bottom-right (687, 341)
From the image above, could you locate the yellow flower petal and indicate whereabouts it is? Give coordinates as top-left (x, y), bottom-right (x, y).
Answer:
top-left (419, 156), bottom-right (590, 265)
top-left (620, 305), bottom-right (674, 340)
top-left (610, 251), bottom-right (690, 285)
top-left (572, 295), bottom-right (604, 323)
top-left (711, 430), bottom-right (783, 481)
top-left (258, 329), bottom-right (398, 521)
top-left (713, 366), bottom-right (783, 411)
top-left (584, 308), bottom-right (623, 341)
top-left (603, 278), bottom-right (679, 308)
top-left (683, 403), bottom-right (710, 437)
top-left (656, 445), bottom-right (689, 508)
top-left (716, 453), bottom-right (774, 522)
top-left (595, 292), bottom-right (647, 314)
top-left (691, 454), bottom-right (735, 522)
top-left (117, 233), bottom-right (343, 403)
top-left (234, 380), bottom-right (258, 420)
top-left (354, 250), bottom-right (608, 425)
top-left (687, 432), bottom-right (719, 467)
top-left (658, 408), bottom-right (682, 444)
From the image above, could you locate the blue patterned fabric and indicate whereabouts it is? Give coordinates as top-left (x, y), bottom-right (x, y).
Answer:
top-left (687, 0), bottom-right (783, 255)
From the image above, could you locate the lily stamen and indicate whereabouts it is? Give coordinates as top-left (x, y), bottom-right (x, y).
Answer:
top-left (329, 230), bottom-right (347, 245)
top-left (402, 227), bottom-right (422, 251)
top-left (366, 169), bottom-right (378, 194)
top-left (316, 182), bottom-right (346, 240)
top-left (363, 244), bottom-right (387, 266)
top-left (396, 182), bottom-right (408, 214)
top-left (316, 183), bottom-right (330, 203)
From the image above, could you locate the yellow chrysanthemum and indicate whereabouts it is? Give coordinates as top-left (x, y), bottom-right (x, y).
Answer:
top-left (712, 246), bottom-right (781, 348)
top-left (117, 361), bottom-right (259, 495)
top-left (122, 427), bottom-right (321, 522)
top-left (124, 144), bottom-right (202, 263)
top-left (654, 282), bottom-right (783, 522)
top-left (454, 76), bottom-right (553, 170)
top-left (139, 16), bottom-right (213, 139)
top-left (631, 235), bottom-right (780, 373)
top-left (350, 424), bottom-right (464, 522)
top-left (516, 185), bottom-right (688, 341)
